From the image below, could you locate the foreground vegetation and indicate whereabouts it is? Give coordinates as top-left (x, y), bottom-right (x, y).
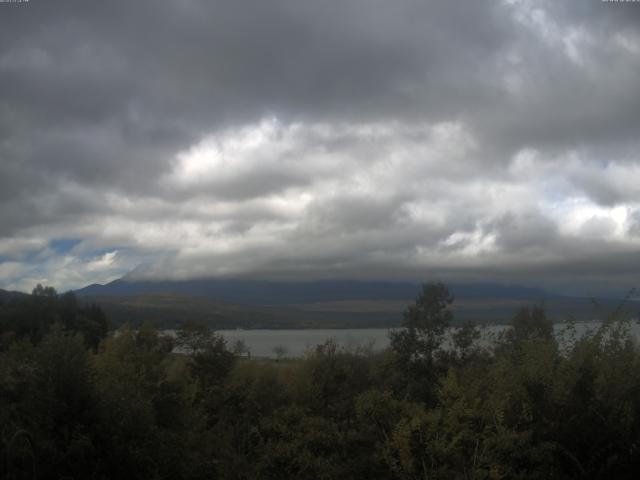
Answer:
top-left (2, 283), bottom-right (640, 479)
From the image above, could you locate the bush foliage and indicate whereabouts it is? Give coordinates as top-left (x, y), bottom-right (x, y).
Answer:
top-left (2, 283), bottom-right (640, 479)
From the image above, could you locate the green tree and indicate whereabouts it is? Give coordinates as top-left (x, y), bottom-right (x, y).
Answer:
top-left (389, 282), bottom-right (454, 402)
top-left (177, 320), bottom-right (214, 356)
top-left (509, 305), bottom-right (553, 343)
top-left (390, 282), bottom-right (454, 361)
top-left (31, 284), bottom-right (57, 297)
top-left (451, 321), bottom-right (482, 363)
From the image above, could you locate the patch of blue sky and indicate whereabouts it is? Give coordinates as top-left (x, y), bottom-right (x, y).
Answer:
top-left (50, 238), bottom-right (83, 254)
top-left (20, 250), bottom-right (44, 263)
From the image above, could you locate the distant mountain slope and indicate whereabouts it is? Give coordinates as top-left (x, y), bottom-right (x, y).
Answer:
top-left (76, 278), bottom-right (551, 304)
top-left (74, 277), bottom-right (630, 329)
top-left (0, 288), bottom-right (29, 302)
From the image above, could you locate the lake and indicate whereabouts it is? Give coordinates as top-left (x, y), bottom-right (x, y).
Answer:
top-left (211, 320), bottom-right (640, 358)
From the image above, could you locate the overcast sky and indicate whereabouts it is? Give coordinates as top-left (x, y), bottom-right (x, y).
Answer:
top-left (1, 0), bottom-right (640, 294)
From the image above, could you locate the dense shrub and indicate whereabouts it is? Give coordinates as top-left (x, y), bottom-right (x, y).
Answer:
top-left (2, 283), bottom-right (640, 479)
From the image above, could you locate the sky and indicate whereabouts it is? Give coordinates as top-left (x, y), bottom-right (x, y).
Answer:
top-left (1, 0), bottom-right (640, 294)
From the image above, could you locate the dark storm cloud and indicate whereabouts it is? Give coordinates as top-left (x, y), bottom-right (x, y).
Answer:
top-left (1, 0), bottom-right (640, 291)
top-left (489, 211), bottom-right (560, 254)
top-left (1, 0), bottom-right (516, 131)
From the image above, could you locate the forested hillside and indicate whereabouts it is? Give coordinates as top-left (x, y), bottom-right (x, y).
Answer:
top-left (2, 283), bottom-right (640, 479)
top-left (75, 279), bottom-right (625, 329)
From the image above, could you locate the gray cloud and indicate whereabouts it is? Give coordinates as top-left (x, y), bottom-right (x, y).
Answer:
top-left (1, 0), bottom-right (640, 293)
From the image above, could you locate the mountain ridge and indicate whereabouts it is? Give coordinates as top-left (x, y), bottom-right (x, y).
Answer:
top-left (76, 277), bottom-right (555, 305)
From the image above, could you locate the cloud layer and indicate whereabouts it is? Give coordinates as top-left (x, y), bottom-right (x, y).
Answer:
top-left (1, 0), bottom-right (640, 293)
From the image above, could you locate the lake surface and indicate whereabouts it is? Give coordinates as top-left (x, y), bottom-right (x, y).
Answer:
top-left (212, 321), bottom-right (640, 358)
